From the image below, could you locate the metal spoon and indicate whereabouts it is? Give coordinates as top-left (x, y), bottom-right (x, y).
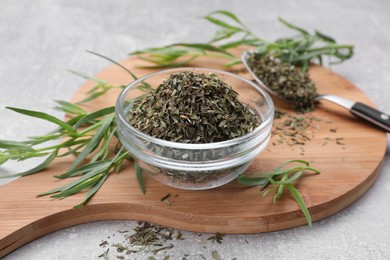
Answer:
top-left (241, 51), bottom-right (390, 133)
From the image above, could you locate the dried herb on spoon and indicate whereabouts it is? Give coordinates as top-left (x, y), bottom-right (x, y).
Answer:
top-left (247, 54), bottom-right (318, 112)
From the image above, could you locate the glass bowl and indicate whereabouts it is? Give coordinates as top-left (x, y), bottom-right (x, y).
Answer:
top-left (115, 68), bottom-right (274, 190)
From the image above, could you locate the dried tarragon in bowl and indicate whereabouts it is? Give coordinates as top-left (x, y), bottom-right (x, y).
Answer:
top-left (116, 69), bottom-right (274, 189)
top-left (126, 71), bottom-right (261, 186)
top-left (127, 71), bottom-right (260, 143)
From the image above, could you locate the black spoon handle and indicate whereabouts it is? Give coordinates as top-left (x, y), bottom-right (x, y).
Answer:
top-left (350, 102), bottom-right (390, 132)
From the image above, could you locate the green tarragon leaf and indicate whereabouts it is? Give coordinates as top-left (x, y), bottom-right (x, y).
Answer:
top-left (237, 160), bottom-right (320, 226)
top-left (68, 116), bottom-right (113, 171)
top-left (6, 107), bottom-right (76, 134)
top-left (0, 150), bottom-right (58, 178)
top-left (171, 43), bottom-right (234, 57)
top-left (209, 10), bottom-right (246, 26)
top-left (54, 100), bottom-right (88, 115)
top-left (0, 140), bottom-right (35, 152)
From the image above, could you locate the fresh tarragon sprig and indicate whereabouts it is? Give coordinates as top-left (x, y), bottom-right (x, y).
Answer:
top-left (0, 52), bottom-right (146, 207)
top-left (132, 10), bottom-right (353, 72)
top-left (0, 103), bottom-right (123, 208)
top-left (237, 160), bottom-right (320, 226)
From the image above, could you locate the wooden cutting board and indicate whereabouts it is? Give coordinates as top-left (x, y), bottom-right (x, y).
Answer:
top-left (0, 52), bottom-right (387, 257)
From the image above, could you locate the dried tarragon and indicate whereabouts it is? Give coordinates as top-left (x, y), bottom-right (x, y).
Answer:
top-left (247, 54), bottom-right (318, 112)
top-left (127, 71), bottom-right (260, 143)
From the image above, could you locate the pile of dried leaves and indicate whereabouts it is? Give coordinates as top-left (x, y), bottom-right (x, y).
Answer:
top-left (98, 222), bottom-right (229, 260)
top-left (247, 54), bottom-right (318, 112)
top-left (127, 71), bottom-right (260, 143)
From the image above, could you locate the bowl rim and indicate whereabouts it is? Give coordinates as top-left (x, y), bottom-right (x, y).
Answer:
top-left (115, 67), bottom-right (274, 149)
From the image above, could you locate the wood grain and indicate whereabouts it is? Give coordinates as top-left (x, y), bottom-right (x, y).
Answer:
top-left (0, 53), bottom-right (387, 257)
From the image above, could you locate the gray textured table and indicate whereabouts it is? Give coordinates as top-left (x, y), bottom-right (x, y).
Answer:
top-left (1, 0), bottom-right (389, 259)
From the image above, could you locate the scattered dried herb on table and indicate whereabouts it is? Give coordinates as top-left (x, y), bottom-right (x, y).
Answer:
top-left (207, 232), bottom-right (225, 244)
top-left (99, 222), bottom-right (176, 256)
top-left (247, 54), bottom-right (318, 112)
top-left (127, 71), bottom-right (260, 143)
top-left (98, 222), bottom-right (232, 259)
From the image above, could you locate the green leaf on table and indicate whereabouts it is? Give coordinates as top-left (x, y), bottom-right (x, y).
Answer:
top-left (209, 28), bottom-right (240, 43)
top-left (207, 10), bottom-right (247, 27)
top-left (0, 140), bottom-right (35, 152)
top-left (68, 70), bottom-right (107, 85)
top-left (172, 43), bottom-right (234, 57)
top-left (137, 56), bottom-right (197, 68)
top-left (76, 88), bottom-right (111, 104)
top-left (278, 17), bottom-right (310, 35)
top-left (73, 106), bottom-right (115, 128)
top-left (6, 107), bottom-right (76, 134)
top-left (25, 133), bottom-right (62, 145)
top-left (87, 50), bottom-right (138, 80)
top-left (204, 16), bottom-right (242, 32)
top-left (54, 100), bottom-right (88, 115)
top-left (315, 30), bottom-right (336, 43)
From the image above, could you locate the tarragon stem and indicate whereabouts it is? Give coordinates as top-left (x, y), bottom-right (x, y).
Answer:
top-left (132, 10), bottom-right (353, 72)
top-left (0, 53), bottom-right (141, 207)
top-left (237, 160), bottom-right (320, 226)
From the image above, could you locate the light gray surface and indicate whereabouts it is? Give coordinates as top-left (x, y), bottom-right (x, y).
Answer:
top-left (1, 0), bottom-right (389, 259)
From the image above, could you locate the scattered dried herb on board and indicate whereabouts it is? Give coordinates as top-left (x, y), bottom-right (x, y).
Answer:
top-left (127, 71), bottom-right (260, 143)
top-left (271, 109), bottom-right (347, 156)
top-left (247, 54), bottom-right (318, 112)
top-left (160, 193), bottom-right (179, 206)
top-left (272, 109), bottom-right (321, 147)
